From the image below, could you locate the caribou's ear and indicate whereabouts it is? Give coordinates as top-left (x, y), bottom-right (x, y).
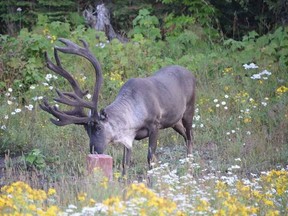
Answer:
top-left (100, 109), bottom-right (108, 121)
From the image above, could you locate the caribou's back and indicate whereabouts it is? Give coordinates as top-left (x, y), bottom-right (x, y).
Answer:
top-left (111, 65), bottom-right (195, 129)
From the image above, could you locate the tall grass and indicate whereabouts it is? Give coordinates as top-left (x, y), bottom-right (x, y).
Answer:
top-left (0, 25), bottom-right (287, 213)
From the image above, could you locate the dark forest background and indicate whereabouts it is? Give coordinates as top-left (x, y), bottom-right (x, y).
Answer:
top-left (1, 0), bottom-right (287, 39)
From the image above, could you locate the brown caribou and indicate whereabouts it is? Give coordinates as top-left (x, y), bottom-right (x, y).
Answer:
top-left (40, 38), bottom-right (196, 174)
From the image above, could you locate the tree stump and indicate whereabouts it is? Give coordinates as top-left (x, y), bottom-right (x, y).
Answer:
top-left (83, 3), bottom-right (127, 42)
top-left (87, 154), bottom-right (113, 180)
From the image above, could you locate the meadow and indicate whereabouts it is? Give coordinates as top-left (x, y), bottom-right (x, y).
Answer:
top-left (0, 22), bottom-right (287, 215)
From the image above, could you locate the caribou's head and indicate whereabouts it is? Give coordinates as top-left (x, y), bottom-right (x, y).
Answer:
top-left (40, 38), bottom-right (108, 154)
top-left (84, 109), bottom-right (110, 154)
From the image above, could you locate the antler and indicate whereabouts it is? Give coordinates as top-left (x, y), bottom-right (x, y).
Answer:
top-left (40, 38), bottom-right (103, 126)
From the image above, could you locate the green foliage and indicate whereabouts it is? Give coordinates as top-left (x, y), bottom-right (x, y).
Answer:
top-left (24, 148), bottom-right (46, 170)
top-left (223, 27), bottom-right (288, 68)
top-left (0, 20), bottom-right (287, 208)
top-left (163, 13), bottom-right (196, 37)
top-left (130, 9), bottom-right (161, 40)
top-left (0, 28), bottom-right (51, 97)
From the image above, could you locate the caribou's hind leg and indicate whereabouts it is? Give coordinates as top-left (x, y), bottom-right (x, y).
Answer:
top-left (182, 107), bottom-right (194, 155)
top-left (173, 121), bottom-right (192, 154)
top-left (147, 127), bottom-right (159, 169)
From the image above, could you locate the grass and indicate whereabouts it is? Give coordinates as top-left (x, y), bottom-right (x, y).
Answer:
top-left (0, 26), bottom-right (287, 214)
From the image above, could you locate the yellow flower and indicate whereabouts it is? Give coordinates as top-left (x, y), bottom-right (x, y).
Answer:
top-left (224, 86), bottom-right (230, 91)
top-left (244, 117), bottom-right (252, 123)
top-left (276, 85), bottom-right (288, 94)
top-left (223, 67), bottom-right (233, 73)
top-left (47, 188), bottom-right (56, 196)
top-left (28, 204), bottom-right (37, 211)
top-left (43, 28), bottom-right (49, 35)
top-left (77, 192), bottom-right (87, 202)
top-left (263, 199), bottom-right (274, 207)
top-left (100, 177), bottom-right (109, 189)
top-left (89, 198), bottom-right (96, 206)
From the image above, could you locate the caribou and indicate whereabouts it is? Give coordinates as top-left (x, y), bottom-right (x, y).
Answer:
top-left (40, 38), bottom-right (196, 174)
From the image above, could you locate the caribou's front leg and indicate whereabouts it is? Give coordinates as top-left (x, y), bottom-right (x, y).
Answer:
top-left (147, 127), bottom-right (159, 169)
top-left (122, 146), bottom-right (131, 176)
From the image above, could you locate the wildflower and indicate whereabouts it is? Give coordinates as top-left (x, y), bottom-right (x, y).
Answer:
top-left (224, 67), bottom-right (233, 73)
top-left (4, 115), bottom-right (9, 119)
top-left (244, 118), bottom-right (251, 123)
top-left (86, 94), bottom-right (92, 99)
top-left (213, 99), bottom-right (218, 103)
top-left (246, 131), bottom-right (251, 135)
top-left (224, 94), bottom-right (229, 98)
top-left (49, 35), bottom-right (57, 43)
top-left (276, 85), bottom-right (288, 94)
top-left (47, 188), bottom-right (56, 196)
top-left (17, 7), bottom-right (22, 12)
top-left (5, 92), bottom-right (10, 96)
top-left (243, 63), bottom-right (258, 69)
top-left (260, 69), bottom-right (272, 76)
top-left (194, 115), bottom-right (200, 121)
top-left (224, 86), bottom-right (230, 91)
top-left (77, 192), bottom-right (87, 201)
top-left (231, 130), bottom-right (235, 133)
top-left (100, 177), bottom-right (109, 189)
top-left (7, 100), bottom-right (13, 105)
top-left (1, 125), bottom-right (6, 130)
top-left (89, 198), bottom-right (96, 206)
top-left (42, 82), bottom-right (49, 86)
top-left (251, 74), bottom-right (261, 79)
top-left (44, 74), bottom-right (52, 82)
top-left (11, 111), bottom-right (16, 115)
top-left (8, 88), bottom-right (13, 92)
top-left (49, 86), bottom-right (54, 90)
top-left (230, 165), bottom-right (241, 169)
top-left (15, 108), bottom-right (21, 113)
top-left (68, 204), bottom-right (77, 209)
top-left (224, 106), bottom-right (228, 110)
top-left (30, 85), bottom-right (36, 90)
top-left (96, 42), bottom-right (106, 49)
top-left (221, 101), bottom-right (226, 105)
top-left (261, 102), bottom-right (267, 106)
top-left (216, 104), bottom-right (220, 108)
top-left (43, 28), bottom-right (49, 35)
top-left (200, 124), bottom-right (204, 128)
top-left (25, 104), bottom-right (33, 111)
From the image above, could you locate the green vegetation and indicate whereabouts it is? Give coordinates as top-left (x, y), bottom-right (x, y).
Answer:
top-left (0, 1), bottom-right (287, 214)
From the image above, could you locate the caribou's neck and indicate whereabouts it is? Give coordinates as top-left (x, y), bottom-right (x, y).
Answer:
top-left (104, 96), bottom-right (139, 149)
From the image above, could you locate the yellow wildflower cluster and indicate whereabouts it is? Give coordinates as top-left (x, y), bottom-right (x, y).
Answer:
top-left (42, 28), bottom-right (57, 43)
top-left (223, 67), bottom-right (233, 74)
top-left (108, 71), bottom-right (124, 87)
top-left (261, 169), bottom-right (288, 196)
top-left (276, 85), bottom-right (288, 95)
top-left (124, 183), bottom-right (179, 216)
top-left (235, 91), bottom-right (250, 103)
top-left (0, 181), bottom-right (59, 215)
top-left (212, 170), bottom-right (288, 215)
top-left (103, 196), bottom-right (125, 215)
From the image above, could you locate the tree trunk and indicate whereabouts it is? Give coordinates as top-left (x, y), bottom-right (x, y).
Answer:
top-left (83, 3), bottom-right (127, 42)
